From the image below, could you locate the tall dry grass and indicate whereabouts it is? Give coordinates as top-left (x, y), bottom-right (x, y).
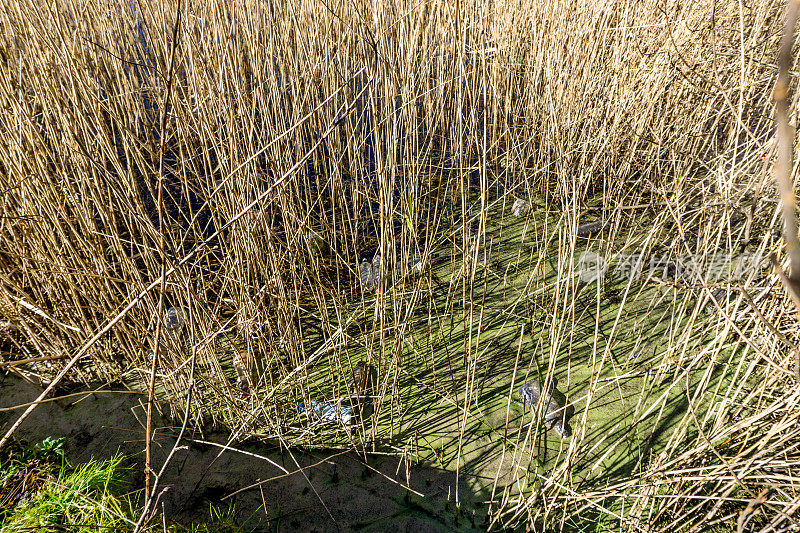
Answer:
top-left (0, 0), bottom-right (796, 529)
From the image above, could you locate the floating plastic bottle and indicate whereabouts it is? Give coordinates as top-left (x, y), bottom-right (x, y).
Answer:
top-left (359, 258), bottom-right (376, 291)
top-left (362, 249), bottom-right (440, 289)
top-left (298, 401), bottom-right (352, 425)
top-left (163, 307), bottom-right (185, 350)
top-left (409, 258), bottom-right (426, 275)
top-left (395, 255), bottom-right (440, 279)
top-left (233, 350), bottom-right (250, 397)
top-left (512, 198), bottom-right (531, 217)
top-left (408, 256), bottom-right (437, 275)
top-left (165, 307), bottom-right (184, 335)
top-left (372, 251), bottom-right (383, 288)
top-left (520, 380), bottom-right (574, 438)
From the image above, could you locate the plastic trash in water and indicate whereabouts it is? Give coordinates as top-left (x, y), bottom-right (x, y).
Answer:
top-left (512, 198), bottom-right (531, 217)
top-left (362, 249), bottom-right (440, 290)
top-left (236, 380), bottom-right (249, 400)
top-left (165, 307), bottom-right (184, 333)
top-left (402, 255), bottom-right (441, 277)
top-left (372, 251), bottom-right (383, 290)
top-left (163, 306), bottom-right (186, 348)
top-left (519, 380), bottom-right (574, 438)
top-left (149, 307), bottom-right (185, 364)
top-left (359, 258), bottom-right (376, 291)
top-left (306, 229), bottom-right (328, 255)
top-left (409, 258), bottom-right (427, 275)
top-left (233, 350), bottom-right (250, 398)
top-left (298, 401), bottom-right (352, 425)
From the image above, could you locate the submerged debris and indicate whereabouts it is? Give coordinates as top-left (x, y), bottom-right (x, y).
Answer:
top-left (306, 229), bottom-right (329, 255)
top-left (512, 198), bottom-right (531, 217)
top-left (149, 307), bottom-right (186, 364)
top-left (360, 250), bottom-right (438, 293)
top-left (520, 379), bottom-right (574, 438)
top-left (575, 220), bottom-right (609, 237)
top-left (704, 287), bottom-right (730, 312)
top-left (372, 250), bottom-right (383, 289)
top-left (348, 361), bottom-right (377, 394)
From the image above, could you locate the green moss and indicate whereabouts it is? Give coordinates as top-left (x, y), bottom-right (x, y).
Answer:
top-left (117, 197), bottom-right (742, 529)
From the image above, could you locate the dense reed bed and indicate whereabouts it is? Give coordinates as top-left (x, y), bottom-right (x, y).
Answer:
top-left (0, 0), bottom-right (796, 529)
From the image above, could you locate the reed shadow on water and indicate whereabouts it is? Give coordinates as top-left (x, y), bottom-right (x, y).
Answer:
top-left (0, 0), bottom-right (793, 530)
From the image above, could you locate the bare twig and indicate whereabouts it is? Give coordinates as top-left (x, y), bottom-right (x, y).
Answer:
top-left (772, 0), bottom-right (800, 382)
top-left (737, 486), bottom-right (775, 533)
top-left (144, 0), bottom-right (182, 504)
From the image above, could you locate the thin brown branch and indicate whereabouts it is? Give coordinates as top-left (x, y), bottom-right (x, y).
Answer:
top-left (143, 0), bottom-right (182, 507)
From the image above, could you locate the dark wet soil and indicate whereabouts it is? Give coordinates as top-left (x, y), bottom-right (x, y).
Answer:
top-left (0, 374), bottom-right (484, 532)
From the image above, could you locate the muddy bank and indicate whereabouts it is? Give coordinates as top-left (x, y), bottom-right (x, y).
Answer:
top-left (0, 374), bottom-right (483, 531)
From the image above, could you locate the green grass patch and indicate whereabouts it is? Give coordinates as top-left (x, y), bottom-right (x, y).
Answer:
top-left (0, 437), bottom-right (242, 532)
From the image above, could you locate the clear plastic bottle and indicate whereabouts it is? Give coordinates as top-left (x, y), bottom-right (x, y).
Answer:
top-left (512, 198), bottom-right (531, 217)
top-left (306, 229), bottom-right (328, 255)
top-left (150, 307), bottom-right (185, 364)
top-left (359, 259), bottom-right (375, 291)
top-left (233, 350), bottom-right (250, 397)
top-left (372, 251), bottom-right (382, 288)
top-left (407, 257), bottom-right (430, 276)
top-left (165, 307), bottom-right (184, 335)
